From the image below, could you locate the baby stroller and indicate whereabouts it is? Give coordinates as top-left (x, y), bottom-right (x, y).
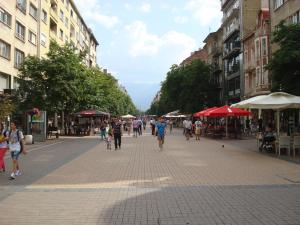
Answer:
top-left (261, 132), bottom-right (276, 153)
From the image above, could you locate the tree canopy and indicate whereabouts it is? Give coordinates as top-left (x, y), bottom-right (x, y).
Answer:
top-left (16, 40), bottom-right (136, 116)
top-left (147, 60), bottom-right (219, 115)
top-left (267, 22), bottom-right (300, 95)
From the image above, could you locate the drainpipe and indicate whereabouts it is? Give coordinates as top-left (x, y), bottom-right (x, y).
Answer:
top-left (37, 0), bottom-right (41, 58)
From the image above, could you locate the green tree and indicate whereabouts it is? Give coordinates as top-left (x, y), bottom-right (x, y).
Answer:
top-left (0, 95), bottom-right (14, 122)
top-left (149, 60), bottom-right (218, 115)
top-left (267, 22), bottom-right (300, 95)
top-left (17, 40), bottom-right (137, 118)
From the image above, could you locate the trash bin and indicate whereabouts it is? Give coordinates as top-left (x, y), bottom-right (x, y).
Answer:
top-left (25, 135), bottom-right (34, 145)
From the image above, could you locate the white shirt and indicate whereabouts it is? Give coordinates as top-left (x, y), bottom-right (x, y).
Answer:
top-left (184, 120), bottom-right (192, 129)
top-left (9, 130), bottom-right (24, 152)
top-left (195, 121), bottom-right (202, 128)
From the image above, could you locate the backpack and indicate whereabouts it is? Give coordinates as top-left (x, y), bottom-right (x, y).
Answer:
top-left (9, 130), bottom-right (24, 152)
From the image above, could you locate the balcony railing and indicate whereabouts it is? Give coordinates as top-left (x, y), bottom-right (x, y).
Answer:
top-left (223, 24), bottom-right (239, 42)
top-left (227, 63), bottom-right (240, 75)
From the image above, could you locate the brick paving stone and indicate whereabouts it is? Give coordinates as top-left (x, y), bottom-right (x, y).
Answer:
top-left (0, 129), bottom-right (300, 225)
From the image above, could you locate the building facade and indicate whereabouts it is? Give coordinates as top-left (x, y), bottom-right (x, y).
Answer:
top-left (244, 5), bottom-right (271, 98)
top-left (221, 0), bottom-right (261, 104)
top-left (0, 0), bottom-right (99, 93)
top-left (269, 0), bottom-right (300, 53)
top-left (203, 28), bottom-right (224, 105)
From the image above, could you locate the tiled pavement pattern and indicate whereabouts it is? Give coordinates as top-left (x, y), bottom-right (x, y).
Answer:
top-left (0, 129), bottom-right (300, 225)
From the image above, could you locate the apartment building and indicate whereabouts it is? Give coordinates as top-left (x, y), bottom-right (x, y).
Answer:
top-left (203, 28), bottom-right (224, 105)
top-left (0, 0), bottom-right (99, 93)
top-left (244, 0), bottom-right (271, 98)
top-left (269, 0), bottom-right (300, 53)
top-left (221, 0), bottom-right (261, 104)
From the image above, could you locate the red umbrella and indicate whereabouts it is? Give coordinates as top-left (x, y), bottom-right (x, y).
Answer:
top-left (193, 107), bottom-right (218, 117)
top-left (205, 105), bottom-right (251, 117)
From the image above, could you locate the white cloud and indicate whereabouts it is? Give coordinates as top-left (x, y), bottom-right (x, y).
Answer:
top-left (140, 2), bottom-right (151, 13)
top-left (185, 0), bottom-right (222, 26)
top-left (124, 3), bottom-right (132, 10)
top-left (174, 16), bottom-right (188, 24)
top-left (125, 21), bottom-right (197, 62)
top-left (74, 0), bottom-right (120, 29)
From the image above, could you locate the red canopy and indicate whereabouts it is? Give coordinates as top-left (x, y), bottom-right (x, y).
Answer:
top-left (204, 105), bottom-right (251, 117)
top-left (193, 107), bottom-right (218, 117)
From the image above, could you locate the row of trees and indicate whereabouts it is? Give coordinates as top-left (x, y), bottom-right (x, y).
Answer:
top-left (14, 41), bottom-right (136, 118)
top-left (147, 60), bottom-right (219, 115)
top-left (148, 22), bottom-right (300, 116)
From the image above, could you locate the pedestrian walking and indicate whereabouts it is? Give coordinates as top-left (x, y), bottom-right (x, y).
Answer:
top-left (100, 121), bottom-right (107, 140)
top-left (194, 119), bottom-right (202, 140)
top-left (156, 117), bottom-right (167, 150)
top-left (112, 119), bottom-right (122, 150)
top-left (137, 118), bottom-right (143, 135)
top-left (184, 118), bottom-right (192, 140)
top-left (150, 118), bottom-right (156, 135)
top-left (0, 123), bottom-right (9, 172)
top-left (132, 118), bottom-right (139, 138)
top-left (126, 119), bottom-right (132, 136)
top-left (106, 127), bottom-right (113, 150)
top-left (8, 121), bottom-right (26, 180)
top-left (168, 120), bottom-right (173, 134)
top-left (142, 119), bottom-right (147, 130)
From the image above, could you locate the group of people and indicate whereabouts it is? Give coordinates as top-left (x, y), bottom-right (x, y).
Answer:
top-left (183, 118), bottom-right (203, 141)
top-left (0, 121), bottom-right (26, 180)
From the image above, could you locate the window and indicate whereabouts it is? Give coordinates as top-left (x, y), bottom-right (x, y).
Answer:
top-left (29, 3), bottom-right (37, 19)
top-left (255, 39), bottom-right (260, 59)
top-left (59, 10), bottom-right (64, 22)
top-left (59, 29), bottom-right (63, 40)
top-left (14, 49), bottom-right (25, 68)
top-left (15, 21), bottom-right (25, 41)
top-left (0, 8), bottom-right (12, 27)
top-left (65, 17), bottom-right (68, 28)
top-left (274, 0), bottom-right (284, 10)
top-left (28, 31), bottom-right (36, 45)
top-left (261, 37), bottom-right (267, 56)
top-left (256, 67), bottom-right (261, 86)
top-left (70, 9), bottom-right (73, 18)
top-left (65, 35), bottom-right (68, 43)
top-left (41, 33), bottom-right (46, 46)
top-left (41, 9), bottom-right (47, 23)
top-left (16, 0), bottom-right (27, 13)
top-left (61, 0), bottom-right (64, 3)
top-left (291, 11), bottom-right (300, 24)
top-left (0, 40), bottom-right (11, 59)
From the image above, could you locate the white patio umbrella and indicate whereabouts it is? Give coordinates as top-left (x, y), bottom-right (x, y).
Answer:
top-left (121, 114), bottom-right (136, 119)
top-left (233, 92), bottom-right (300, 136)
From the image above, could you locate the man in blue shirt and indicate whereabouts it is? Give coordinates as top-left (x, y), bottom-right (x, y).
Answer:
top-left (156, 117), bottom-right (167, 150)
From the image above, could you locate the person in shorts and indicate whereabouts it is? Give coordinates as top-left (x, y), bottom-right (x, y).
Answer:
top-left (8, 121), bottom-right (26, 180)
top-left (184, 118), bottom-right (193, 140)
top-left (156, 117), bottom-right (167, 150)
top-left (194, 119), bottom-right (202, 140)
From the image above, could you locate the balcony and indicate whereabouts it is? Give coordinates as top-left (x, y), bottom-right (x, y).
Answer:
top-left (50, 0), bottom-right (58, 22)
top-left (223, 41), bottom-right (241, 59)
top-left (227, 63), bottom-right (240, 79)
top-left (223, 24), bottom-right (240, 42)
top-left (222, 6), bottom-right (239, 24)
top-left (221, 0), bottom-right (231, 9)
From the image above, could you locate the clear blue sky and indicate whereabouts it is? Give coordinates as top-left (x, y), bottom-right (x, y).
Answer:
top-left (74, 0), bottom-right (222, 110)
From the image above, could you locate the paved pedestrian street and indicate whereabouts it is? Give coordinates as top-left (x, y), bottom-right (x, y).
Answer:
top-left (0, 129), bottom-right (300, 225)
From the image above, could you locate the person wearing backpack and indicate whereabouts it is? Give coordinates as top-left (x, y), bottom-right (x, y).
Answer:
top-left (8, 121), bottom-right (26, 180)
top-left (0, 123), bottom-right (9, 172)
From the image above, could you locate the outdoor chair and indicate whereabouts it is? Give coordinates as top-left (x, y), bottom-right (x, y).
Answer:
top-left (277, 136), bottom-right (291, 156)
top-left (292, 136), bottom-right (300, 157)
